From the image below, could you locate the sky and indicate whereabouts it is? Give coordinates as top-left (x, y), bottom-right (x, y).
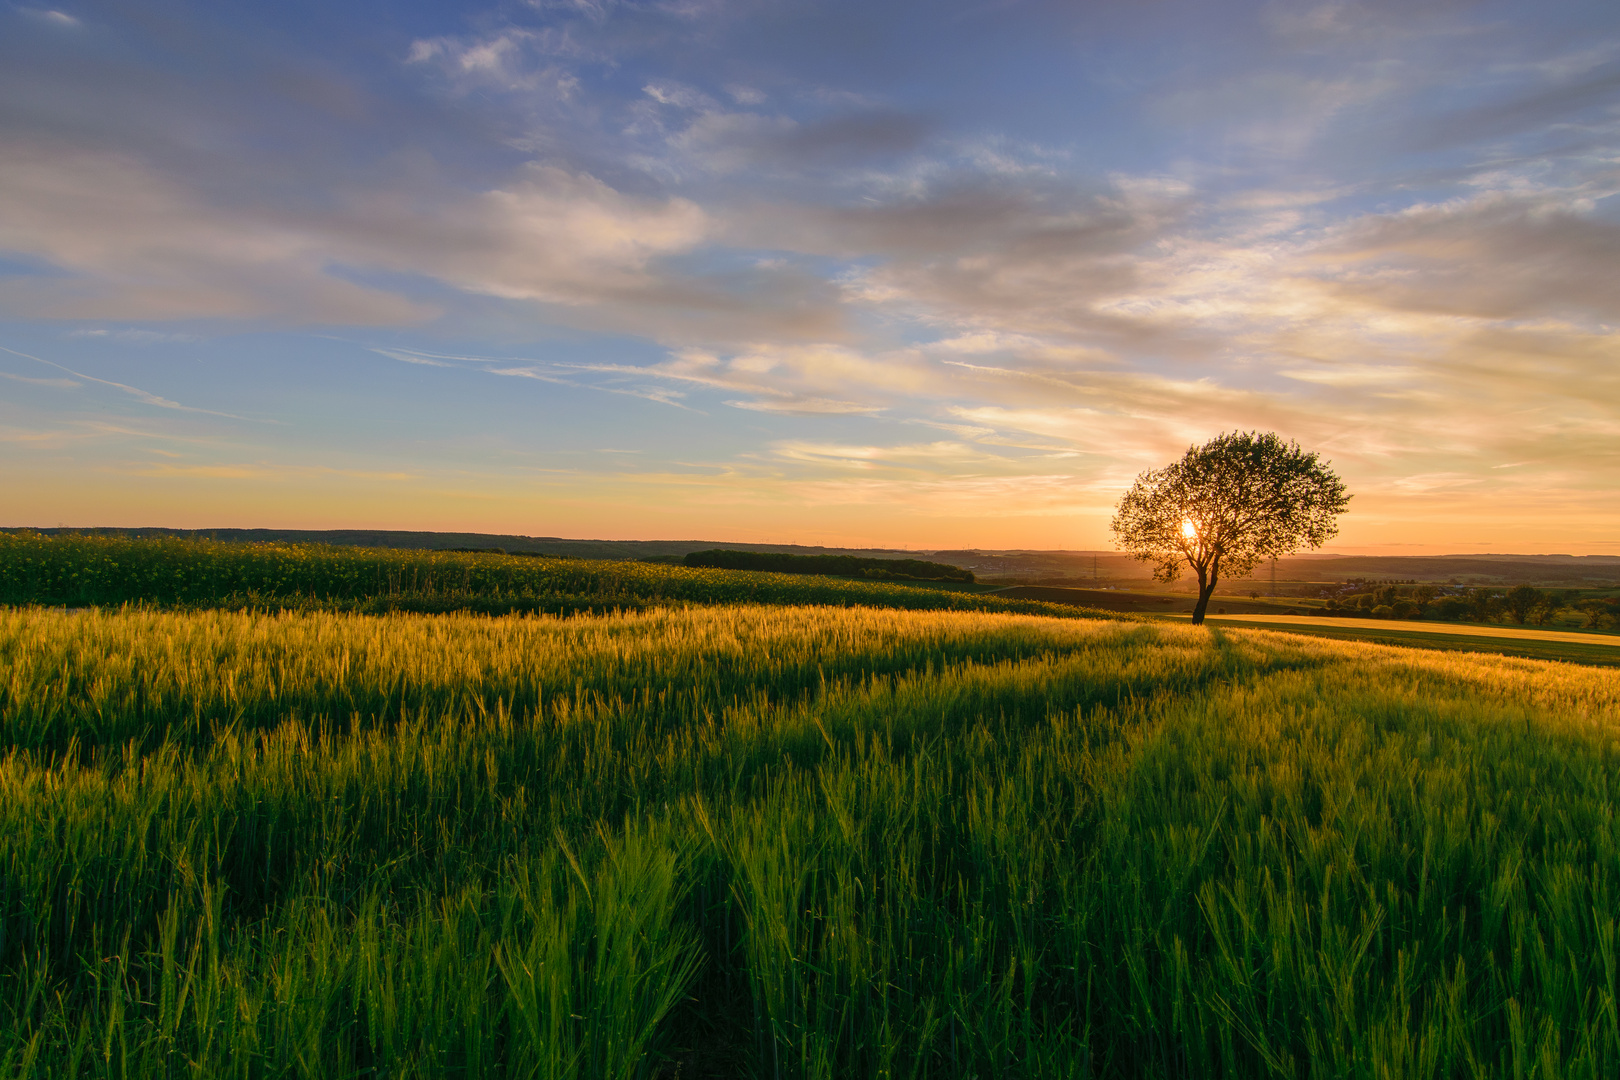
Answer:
top-left (2, 0), bottom-right (1618, 553)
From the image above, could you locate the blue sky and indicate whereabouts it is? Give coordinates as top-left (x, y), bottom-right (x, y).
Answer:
top-left (2, 0), bottom-right (1618, 551)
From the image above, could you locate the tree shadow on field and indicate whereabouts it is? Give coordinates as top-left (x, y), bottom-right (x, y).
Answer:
top-left (1181, 621), bottom-right (1293, 684)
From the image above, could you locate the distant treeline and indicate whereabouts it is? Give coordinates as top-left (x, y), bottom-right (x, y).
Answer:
top-left (1319, 582), bottom-right (1620, 629)
top-left (683, 549), bottom-right (974, 583)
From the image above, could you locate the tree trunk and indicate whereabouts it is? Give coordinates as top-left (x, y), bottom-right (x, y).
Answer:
top-left (1190, 576), bottom-right (1219, 624)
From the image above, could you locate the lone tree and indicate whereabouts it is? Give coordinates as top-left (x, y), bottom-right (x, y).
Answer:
top-left (1111, 431), bottom-right (1350, 625)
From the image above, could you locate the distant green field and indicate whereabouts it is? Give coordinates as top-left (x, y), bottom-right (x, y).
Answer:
top-left (0, 533), bottom-right (1097, 621)
top-left (998, 585), bottom-right (1620, 667)
top-left (1191, 614), bottom-right (1620, 668)
top-left (4, 604), bottom-right (1620, 1078)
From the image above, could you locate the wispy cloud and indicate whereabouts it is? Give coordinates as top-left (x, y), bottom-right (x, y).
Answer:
top-left (18, 8), bottom-right (80, 27)
top-left (0, 345), bottom-right (253, 419)
top-left (0, 370), bottom-right (80, 388)
top-left (366, 345), bottom-right (706, 410)
top-left (371, 348), bottom-right (456, 367)
top-left (487, 364), bottom-right (699, 409)
top-left (725, 397), bottom-right (883, 415)
top-left (69, 328), bottom-right (202, 344)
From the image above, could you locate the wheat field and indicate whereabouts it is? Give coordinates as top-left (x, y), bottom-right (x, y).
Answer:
top-left (3, 601), bottom-right (1619, 1077)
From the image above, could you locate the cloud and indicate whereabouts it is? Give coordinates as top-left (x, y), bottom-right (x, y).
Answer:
top-left (18, 8), bottom-right (80, 27)
top-left (725, 396), bottom-right (883, 415)
top-left (0, 145), bottom-right (435, 324)
top-left (0, 370), bottom-right (80, 388)
top-left (726, 342), bottom-right (934, 394)
top-left (1261, 0), bottom-right (1477, 48)
top-left (733, 176), bottom-right (1173, 262)
top-left (1153, 69), bottom-right (1399, 158)
top-left (407, 28), bottom-right (595, 94)
top-left (1411, 62), bottom-right (1620, 150)
top-left (0, 344), bottom-right (253, 418)
top-left (643, 80), bottom-right (717, 110)
top-left (69, 328), bottom-right (202, 344)
top-left (771, 439), bottom-right (989, 469)
top-left (1317, 189), bottom-right (1620, 321)
top-left (493, 342), bottom-right (929, 410)
top-left (1389, 472), bottom-right (1484, 494)
top-left (1276, 363), bottom-right (1421, 387)
top-left (720, 163), bottom-right (1616, 495)
top-left (361, 345), bottom-right (712, 410)
top-left (642, 88), bottom-right (934, 180)
top-left (0, 140), bottom-right (718, 325)
top-left (488, 363), bottom-right (698, 409)
top-left (371, 348), bottom-right (456, 367)
top-left (776, 110), bottom-right (934, 164)
top-left (678, 108), bottom-right (934, 172)
top-left (364, 164), bottom-right (708, 306)
top-left (717, 178), bottom-right (1199, 355)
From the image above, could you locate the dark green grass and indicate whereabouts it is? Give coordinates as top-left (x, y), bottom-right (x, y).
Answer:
top-left (0, 533), bottom-right (1097, 621)
top-left (4, 606), bottom-right (1620, 1077)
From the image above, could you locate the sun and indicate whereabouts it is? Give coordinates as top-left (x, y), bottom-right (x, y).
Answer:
top-left (1181, 520), bottom-right (1198, 539)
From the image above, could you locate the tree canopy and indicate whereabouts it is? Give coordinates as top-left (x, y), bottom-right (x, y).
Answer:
top-left (1111, 431), bottom-right (1350, 624)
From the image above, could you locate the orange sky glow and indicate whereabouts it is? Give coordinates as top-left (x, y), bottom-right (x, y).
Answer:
top-left (3, 0), bottom-right (1616, 554)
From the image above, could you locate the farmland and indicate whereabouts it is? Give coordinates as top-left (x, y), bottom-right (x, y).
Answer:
top-left (1190, 614), bottom-right (1620, 668)
top-left (0, 533), bottom-right (1080, 621)
top-left (999, 586), bottom-right (1620, 667)
top-left (3, 536), bottom-right (1620, 1077)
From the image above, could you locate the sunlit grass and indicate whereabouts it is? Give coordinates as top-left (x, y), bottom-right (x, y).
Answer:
top-left (3, 605), bottom-right (1619, 1077)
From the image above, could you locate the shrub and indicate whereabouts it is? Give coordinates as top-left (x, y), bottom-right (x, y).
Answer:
top-left (1503, 584), bottom-right (1542, 625)
top-left (1432, 597), bottom-right (1469, 621)
top-left (1575, 599), bottom-right (1619, 630)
